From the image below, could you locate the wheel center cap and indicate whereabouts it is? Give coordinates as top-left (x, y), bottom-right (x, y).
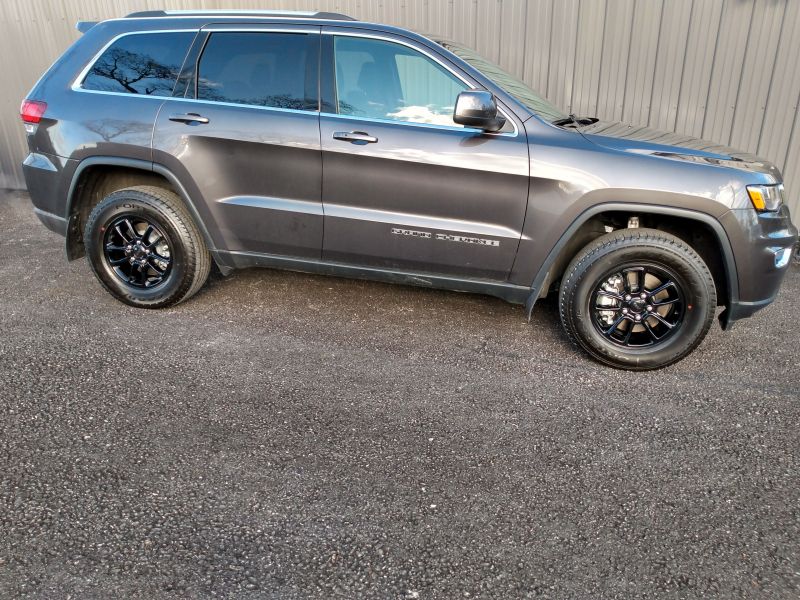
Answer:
top-left (126, 242), bottom-right (147, 260)
top-left (629, 298), bottom-right (646, 312)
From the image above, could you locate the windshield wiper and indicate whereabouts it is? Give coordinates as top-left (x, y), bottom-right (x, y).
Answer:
top-left (552, 114), bottom-right (599, 128)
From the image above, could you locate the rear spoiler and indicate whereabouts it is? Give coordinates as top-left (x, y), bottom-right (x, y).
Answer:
top-left (76, 21), bottom-right (98, 34)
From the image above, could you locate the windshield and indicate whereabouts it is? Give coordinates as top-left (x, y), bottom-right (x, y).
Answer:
top-left (436, 39), bottom-right (568, 123)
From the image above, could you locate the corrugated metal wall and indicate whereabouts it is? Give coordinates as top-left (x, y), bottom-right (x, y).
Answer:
top-left (1, 0), bottom-right (798, 219)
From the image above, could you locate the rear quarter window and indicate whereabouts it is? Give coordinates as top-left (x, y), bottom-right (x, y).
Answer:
top-left (81, 31), bottom-right (195, 96)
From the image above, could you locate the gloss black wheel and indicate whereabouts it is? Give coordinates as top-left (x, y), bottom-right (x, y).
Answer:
top-left (591, 264), bottom-right (685, 348)
top-left (103, 215), bottom-right (173, 289)
top-left (559, 228), bottom-right (716, 370)
top-left (84, 185), bottom-right (211, 309)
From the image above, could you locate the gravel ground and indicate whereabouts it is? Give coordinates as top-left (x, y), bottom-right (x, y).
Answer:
top-left (0, 189), bottom-right (798, 599)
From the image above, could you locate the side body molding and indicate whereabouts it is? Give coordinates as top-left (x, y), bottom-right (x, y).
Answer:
top-left (524, 202), bottom-right (740, 325)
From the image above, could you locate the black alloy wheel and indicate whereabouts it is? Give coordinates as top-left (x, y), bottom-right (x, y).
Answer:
top-left (591, 264), bottom-right (685, 348)
top-left (84, 186), bottom-right (211, 308)
top-left (559, 228), bottom-right (717, 370)
top-left (103, 215), bottom-right (173, 289)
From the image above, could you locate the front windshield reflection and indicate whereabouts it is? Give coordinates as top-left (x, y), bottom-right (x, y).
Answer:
top-left (436, 39), bottom-right (568, 123)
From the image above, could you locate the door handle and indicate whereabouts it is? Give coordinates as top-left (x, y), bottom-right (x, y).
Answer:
top-left (169, 113), bottom-right (210, 125)
top-left (333, 131), bottom-right (378, 144)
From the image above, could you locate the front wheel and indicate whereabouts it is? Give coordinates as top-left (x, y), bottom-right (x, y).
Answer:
top-left (559, 229), bottom-right (717, 370)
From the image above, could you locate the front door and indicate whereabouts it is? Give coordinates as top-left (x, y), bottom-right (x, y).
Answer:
top-left (152, 25), bottom-right (323, 258)
top-left (319, 29), bottom-right (530, 281)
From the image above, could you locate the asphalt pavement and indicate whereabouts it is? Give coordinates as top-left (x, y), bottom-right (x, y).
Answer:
top-left (1, 189), bottom-right (798, 599)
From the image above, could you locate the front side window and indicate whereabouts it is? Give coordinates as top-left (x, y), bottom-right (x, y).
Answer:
top-left (197, 32), bottom-right (316, 110)
top-left (334, 36), bottom-right (468, 126)
top-left (82, 32), bottom-right (194, 96)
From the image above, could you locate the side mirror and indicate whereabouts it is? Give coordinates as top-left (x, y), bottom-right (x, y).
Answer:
top-left (453, 91), bottom-right (506, 132)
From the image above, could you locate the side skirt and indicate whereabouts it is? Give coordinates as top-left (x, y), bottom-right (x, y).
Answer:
top-left (214, 250), bottom-right (532, 305)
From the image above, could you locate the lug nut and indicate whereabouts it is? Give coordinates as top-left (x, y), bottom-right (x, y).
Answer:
top-left (625, 294), bottom-right (632, 301)
top-left (646, 305), bottom-right (653, 312)
top-left (640, 293), bottom-right (647, 299)
top-left (635, 315), bottom-right (642, 321)
top-left (622, 307), bottom-right (628, 314)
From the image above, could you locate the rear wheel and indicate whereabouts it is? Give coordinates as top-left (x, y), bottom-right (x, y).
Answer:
top-left (84, 185), bottom-right (210, 308)
top-left (559, 228), bottom-right (716, 370)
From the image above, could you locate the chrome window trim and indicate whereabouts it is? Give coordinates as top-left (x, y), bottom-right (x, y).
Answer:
top-left (324, 29), bottom-right (519, 137)
top-left (320, 111), bottom-right (511, 136)
top-left (71, 29), bottom-right (200, 94)
top-left (70, 27), bottom-right (520, 137)
top-left (172, 96), bottom-right (319, 115)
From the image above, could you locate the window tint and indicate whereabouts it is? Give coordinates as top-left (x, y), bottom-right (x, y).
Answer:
top-left (82, 32), bottom-right (194, 96)
top-left (334, 36), bottom-right (468, 126)
top-left (197, 33), bottom-right (316, 110)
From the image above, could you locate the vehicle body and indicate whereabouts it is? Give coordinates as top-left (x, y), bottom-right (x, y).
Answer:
top-left (21, 10), bottom-right (798, 369)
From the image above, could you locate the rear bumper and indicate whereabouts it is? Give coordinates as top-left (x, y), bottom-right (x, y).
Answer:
top-left (719, 205), bottom-right (798, 329)
top-left (22, 151), bottom-right (72, 235)
top-left (32, 207), bottom-right (68, 236)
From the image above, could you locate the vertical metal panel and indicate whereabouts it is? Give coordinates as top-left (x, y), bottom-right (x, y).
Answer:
top-left (728, 0), bottom-right (785, 150)
top-left (674, 0), bottom-right (723, 138)
top-left (621, 0), bottom-right (662, 127)
top-left (570, 0), bottom-right (607, 118)
top-left (522, 0), bottom-right (553, 99)
top-left (546, 0), bottom-right (581, 113)
top-left (702, 0), bottom-right (754, 146)
top-left (498, 0), bottom-right (527, 79)
top-left (597, 0), bottom-right (635, 122)
top-left (648, 0), bottom-right (692, 131)
top-left (0, 0), bottom-right (798, 220)
top-left (474, 0), bottom-right (501, 63)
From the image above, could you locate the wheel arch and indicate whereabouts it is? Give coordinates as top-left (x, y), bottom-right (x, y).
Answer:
top-left (526, 203), bottom-right (739, 327)
top-left (65, 157), bottom-right (231, 274)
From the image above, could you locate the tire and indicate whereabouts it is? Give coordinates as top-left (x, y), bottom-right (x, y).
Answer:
top-left (559, 228), bottom-right (716, 370)
top-left (84, 185), bottom-right (211, 308)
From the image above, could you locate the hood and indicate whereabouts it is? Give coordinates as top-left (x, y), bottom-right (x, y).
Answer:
top-left (577, 120), bottom-right (782, 180)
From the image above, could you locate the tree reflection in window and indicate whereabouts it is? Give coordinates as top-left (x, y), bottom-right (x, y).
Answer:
top-left (82, 32), bottom-right (194, 97)
top-left (196, 33), bottom-right (315, 111)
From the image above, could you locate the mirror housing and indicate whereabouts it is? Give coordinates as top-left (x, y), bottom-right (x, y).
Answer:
top-left (453, 91), bottom-right (506, 132)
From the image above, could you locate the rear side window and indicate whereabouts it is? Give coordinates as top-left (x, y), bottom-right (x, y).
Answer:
top-left (196, 32), bottom-right (317, 110)
top-left (81, 32), bottom-right (194, 96)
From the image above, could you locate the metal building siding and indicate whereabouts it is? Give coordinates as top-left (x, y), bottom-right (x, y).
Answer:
top-left (597, 0), bottom-right (635, 123)
top-left (1, 0), bottom-right (798, 220)
top-left (674, 0), bottom-right (723, 138)
top-left (621, 1), bottom-right (663, 127)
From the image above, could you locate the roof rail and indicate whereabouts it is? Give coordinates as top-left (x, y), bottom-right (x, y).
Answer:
top-left (125, 9), bottom-right (355, 21)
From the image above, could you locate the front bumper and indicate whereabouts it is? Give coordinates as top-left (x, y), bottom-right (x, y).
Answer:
top-left (719, 204), bottom-right (798, 329)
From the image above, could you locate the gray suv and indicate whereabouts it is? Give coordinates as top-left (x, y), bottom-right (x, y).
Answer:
top-left (21, 10), bottom-right (798, 370)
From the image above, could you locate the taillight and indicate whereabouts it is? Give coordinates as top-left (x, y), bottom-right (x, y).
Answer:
top-left (20, 99), bottom-right (47, 124)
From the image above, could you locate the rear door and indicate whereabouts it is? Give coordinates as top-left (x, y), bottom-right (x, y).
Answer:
top-left (152, 24), bottom-right (323, 258)
top-left (319, 28), bottom-right (530, 281)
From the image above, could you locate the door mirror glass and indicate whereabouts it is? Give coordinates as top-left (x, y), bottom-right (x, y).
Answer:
top-left (453, 91), bottom-right (506, 132)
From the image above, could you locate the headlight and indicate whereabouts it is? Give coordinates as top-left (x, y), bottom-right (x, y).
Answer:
top-left (747, 184), bottom-right (784, 212)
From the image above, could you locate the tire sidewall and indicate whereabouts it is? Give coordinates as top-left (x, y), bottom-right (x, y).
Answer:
top-left (85, 192), bottom-right (189, 307)
top-left (567, 244), bottom-right (715, 369)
